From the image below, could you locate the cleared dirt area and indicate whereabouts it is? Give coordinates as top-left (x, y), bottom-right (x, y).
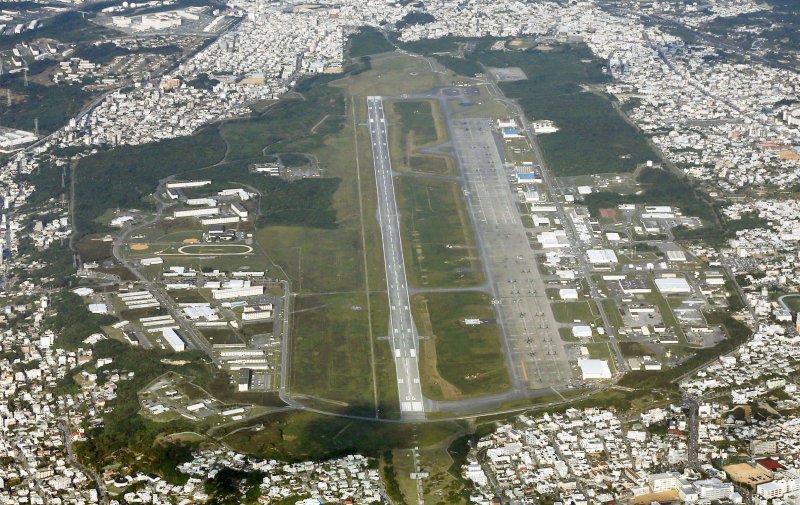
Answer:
top-left (600, 208), bottom-right (618, 221)
top-left (723, 462), bottom-right (771, 487)
top-left (628, 490), bottom-right (679, 505)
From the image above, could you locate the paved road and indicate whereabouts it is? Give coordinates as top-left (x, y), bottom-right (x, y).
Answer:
top-left (60, 419), bottom-right (108, 505)
top-left (366, 96), bottom-right (425, 417)
top-left (110, 181), bottom-right (220, 365)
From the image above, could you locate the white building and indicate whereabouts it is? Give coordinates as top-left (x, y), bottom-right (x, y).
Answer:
top-left (654, 277), bottom-right (692, 295)
top-left (587, 249), bottom-right (619, 266)
top-left (174, 207), bottom-right (220, 218)
top-left (578, 359), bottom-right (612, 380)
top-left (161, 328), bottom-right (185, 352)
top-left (212, 286), bottom-right (264, 300)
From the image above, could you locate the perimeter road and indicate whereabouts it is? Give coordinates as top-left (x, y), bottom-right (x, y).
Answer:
top-left (366, 96), bottom-right (425, 417)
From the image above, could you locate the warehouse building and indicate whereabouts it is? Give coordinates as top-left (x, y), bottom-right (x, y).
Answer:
top-left (166, 179), bottom-right (211, 189)
top-left (212, 285), bottom-right (264, 300)
top-left (242, 304), bottom-right (273, 320)
top-left (578, 359), bottom-right (612, 380)
top-left (174, 207), bottom-right (219, 218)
top-left (161, 328), bottom-right (186, 352)
top-left (587, 249), bottom-right (618, 267)
top-left (655, 277), bottom-right (692, 295)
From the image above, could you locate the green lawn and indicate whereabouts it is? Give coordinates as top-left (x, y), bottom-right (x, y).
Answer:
top-left (619, 341), bottom-right (655, 357)
top-left (393, 100), bottom-right (439, 146)
top-left (601, 299), bottom-right (624, 329)
top-left (408, 155), bottom-right (452, 176)
top-left (551, 300), bottom-right (601, 324)
top-left (782, 295), bottom-right (800, 312)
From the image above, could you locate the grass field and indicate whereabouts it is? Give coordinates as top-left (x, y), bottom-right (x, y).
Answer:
top-left (781, 295), bottom-right (800, 312)
top-left (289, 294), bottom-right (376, 416)
top-left (259, 52), bottom-right (456, 414)
top-left (393, 100), bottom-right (439, 146)
top-left (551, 300), bottom-right (602, 324)
top-left (413, 292), bottom-right (510, 400)
top-left (200, 328), bottom-right (243, 346)
top-left (396, 177), bottom-right (484, 288)
top-left (601, 299), bottom-right (624, 329)
top-left (408, 155), bottom-right (452, 176)
top-left (386, 98), bottom-right (455, 177)
top-left (619, 341), bottom-right (655, 358)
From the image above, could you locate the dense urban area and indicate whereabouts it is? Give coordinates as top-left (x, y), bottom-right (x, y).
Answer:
top-left (0, 0), bottom-right (798, 503)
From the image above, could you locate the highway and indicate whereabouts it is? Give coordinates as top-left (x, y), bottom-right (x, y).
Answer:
top-left (366, 96), bottom-right (425, 417)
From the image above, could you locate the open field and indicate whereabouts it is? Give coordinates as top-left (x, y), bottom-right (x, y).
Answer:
top-left (781, 295), bottom-right (800, 312)
top-left (218, 409), bottom-right (465, 461)
top-left (413, 292), bottom-right (510, 400)
top-left (200, 328), bottom-right (244, 346)
top-left (630, 490), bottom-right (680, 505)
top-left (393, 100), bottom-right (439, 145)
top-left (289, 294), bottom-right (377, 416)
top-left (386, 98), bottom-right (455, 177)
top-left (619, 341), bottom-right (656, 358)
top-left (396, 177), bottom-right (484, 288)
top-left (268, 52), bottom-right (457, 413)
top-left (723, 462), bottom-right (772, 487)
top-left (551, 300), bottom-right (602, 324)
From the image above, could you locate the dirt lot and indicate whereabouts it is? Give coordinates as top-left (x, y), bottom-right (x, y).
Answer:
top-left (723, 462), bottom-right (771, 487)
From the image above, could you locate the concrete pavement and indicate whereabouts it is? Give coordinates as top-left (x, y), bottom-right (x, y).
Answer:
top-left (366, 96), bottom-right (426, 418)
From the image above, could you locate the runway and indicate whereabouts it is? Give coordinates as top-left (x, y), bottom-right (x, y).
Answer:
top-left (366, 96), bottom-right (425, 416)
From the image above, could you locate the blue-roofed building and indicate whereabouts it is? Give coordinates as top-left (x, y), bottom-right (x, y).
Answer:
top-left (501, 127), bottom-right (523, 139)
top-left (516, 172), bottom-right (542, 183)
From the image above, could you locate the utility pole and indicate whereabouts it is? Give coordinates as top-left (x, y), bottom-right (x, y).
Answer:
top-left (34, 118), bottom-right (39, 137)
top-left (23, 67), bottom-right (28, 87)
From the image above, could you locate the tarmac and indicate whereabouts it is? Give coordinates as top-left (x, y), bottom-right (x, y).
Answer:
top-left (446, 116), bottom-right (573, 390)
top-left (366, 96), bottom-right (426, 417)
